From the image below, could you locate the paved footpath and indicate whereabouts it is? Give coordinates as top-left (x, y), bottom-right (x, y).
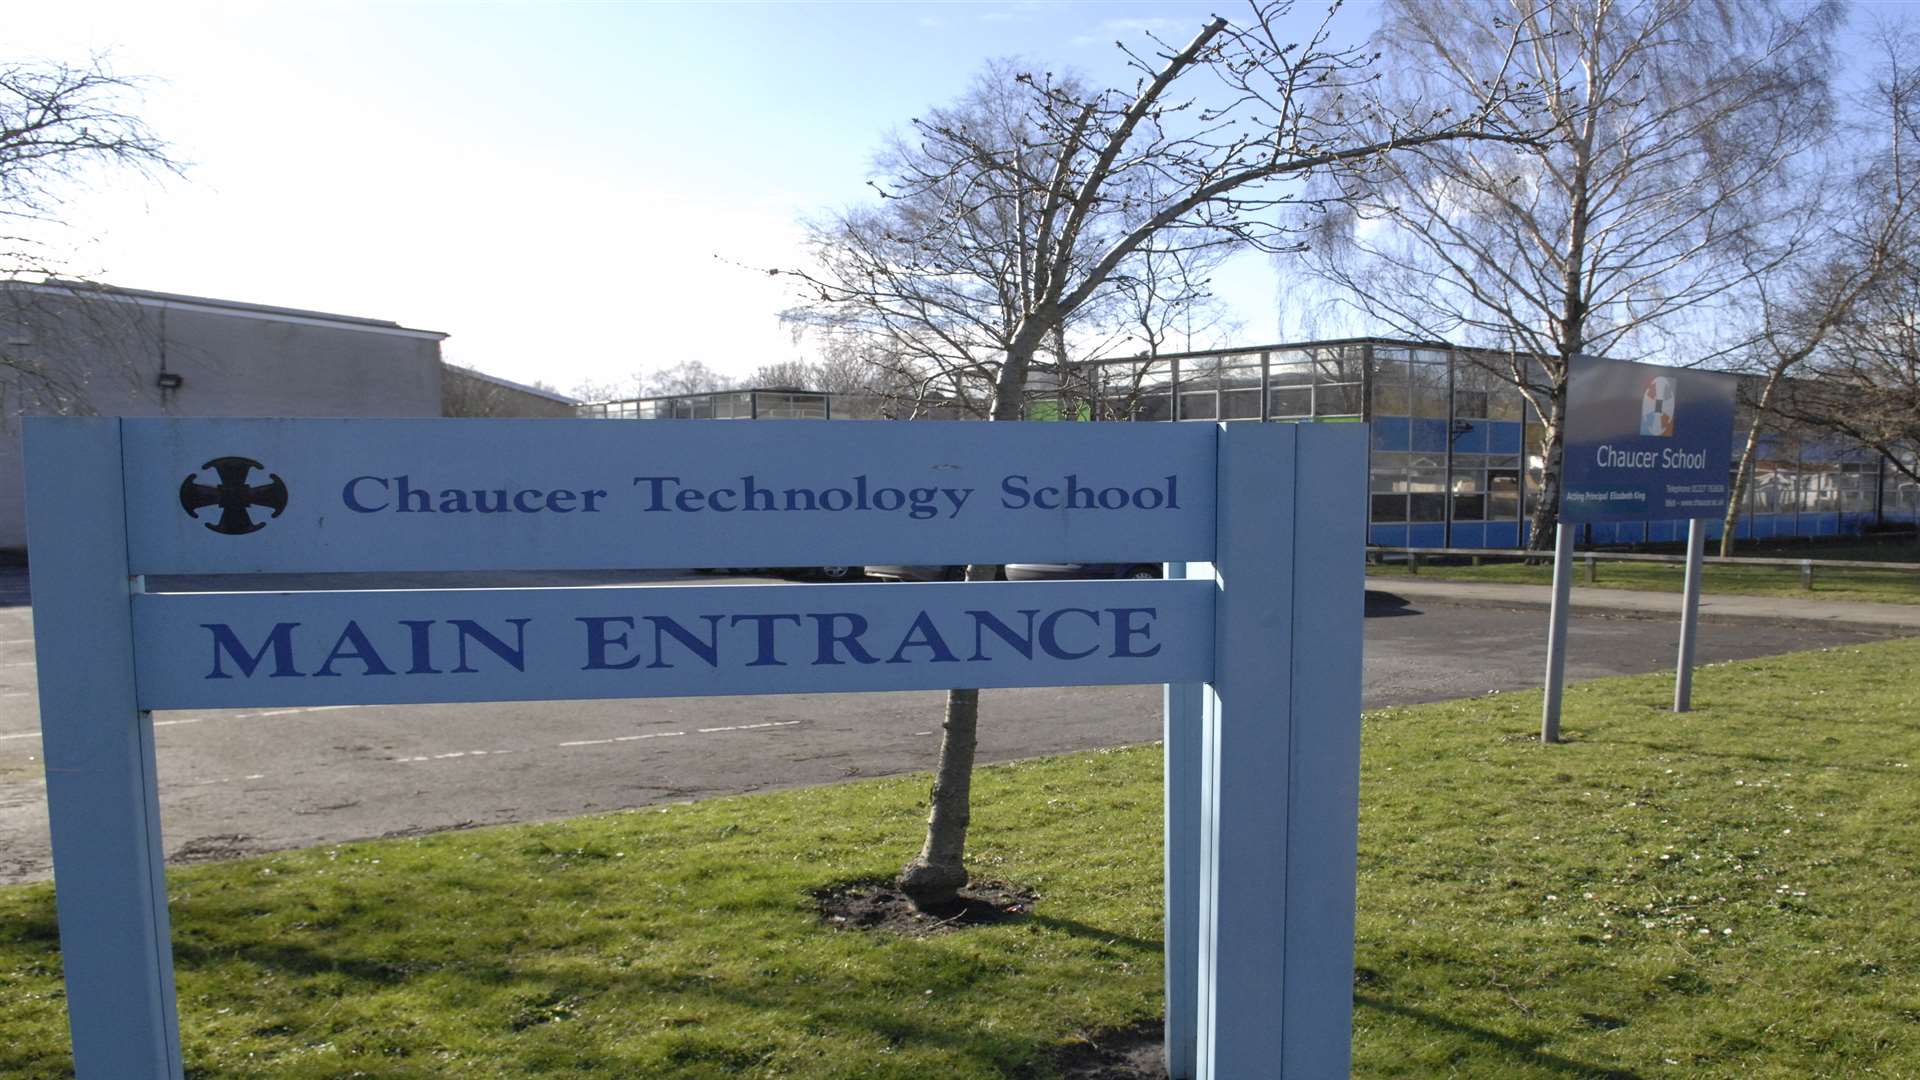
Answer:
top-left (1380, 578), bottom-right (1920, 631)
top-left (0, 578), bottom-right (1905, 884)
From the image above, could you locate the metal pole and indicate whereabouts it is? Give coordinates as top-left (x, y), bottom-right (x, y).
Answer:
top-left (1674, 519), bottom-right (1706, 713)
top-left (1541, 523), bottom-right (1575, 743)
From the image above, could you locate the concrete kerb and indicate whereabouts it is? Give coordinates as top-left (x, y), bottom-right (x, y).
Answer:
top-left (1377, 578), bottom-right (1920, 633)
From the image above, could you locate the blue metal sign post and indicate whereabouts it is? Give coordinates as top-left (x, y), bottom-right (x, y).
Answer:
top-left (26, 416), bottom-right (1365, 1079)
top-left (1549, 356), bottom-right (1737, 739)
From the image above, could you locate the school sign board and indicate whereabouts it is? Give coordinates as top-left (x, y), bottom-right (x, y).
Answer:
top-left (1559, 355), bottom-right (1737, 522)
top-left (26, 417), bottom-right (1366, 1080)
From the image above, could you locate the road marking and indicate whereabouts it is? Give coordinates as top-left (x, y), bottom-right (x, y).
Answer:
top-left (560, 731), bottom-right (686, 748)
top-left (3, 699), bottom-right (366, 737)
top-left (398, 720), bottom-right (801, 763)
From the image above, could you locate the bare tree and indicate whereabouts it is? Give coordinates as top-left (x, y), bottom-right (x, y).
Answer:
top-left (1784, 289), bottom-right (1920, 490)
top-left (749, 359), bottom-right (819, 389)
top-left (441, 362), bottom-right (576, 418)
top-left (1719, 26), bottom-right (1920, 553)
top-left (1305, 0), bottom-right (1839, 548)
top-left (642, 359), bottom-right (734, 398)
top-left (0, 58), bottom-right (179, 415)
top-left (568, 373), bottom-right (643, 403)
top-left (1107, 241), bottom-right (1243, 359)
top-left (777, 1), bottom-right (1538, 910)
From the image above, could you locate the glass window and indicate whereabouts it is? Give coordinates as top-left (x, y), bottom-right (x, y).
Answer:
top-left (1135, 387), bottom-right (1175, 422)
top-left (1221, 388), bottom-right (1262, 419)
top-left (1754, 466), bottom-right (1786, 512)
top-left (1318, 383), bottom-right (1364, 416)
top-left (1269, 385), bottom-right (1313, 418)
top-left (1373, 382), bottom-right (1410, 416)
top-left (1371, 471), bottom-right (1407, 494)
top-left (1315, 346), bottom-right (1365, 385)
top-left (1454, 390), bottom-right (1489, 419)
top-left (1410, 364), bottom-right (1449, 418)
top-left (1371, 494), bottom-right (1408, 523)
top-left (1409, 492), bottom-right (1447, 522)
top-left (1371, 349), bottom-right (1408, 395)
top-left (1178, 359), bottom-right (1221, 421)
top-left (1451, 494), bottom-right (1486, 521)
top-left (1178, 390), bottom-right (1218, 420)
top-left (1269, 359), bottom-right (1313, 386)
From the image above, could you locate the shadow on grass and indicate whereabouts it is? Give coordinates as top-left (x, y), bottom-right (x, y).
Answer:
top-left (167, 927), bottom-right (1094, 1077)
top-left (1356, 994), bottom-right (1645, 1079)
top-left (1602, 736), bottom-right (1920, 771)
top-left (1026, 915), bottom-right (1160, 956)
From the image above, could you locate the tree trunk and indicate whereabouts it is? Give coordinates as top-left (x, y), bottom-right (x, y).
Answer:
top-left (896, 560), bottom-right (998, 910)
top-left (1525, 393), bottom-right (1566, 554)
top-left (1721, 371), bottom-right (1785, 557)
top-left (898, 332), bottom-right (1045, 910)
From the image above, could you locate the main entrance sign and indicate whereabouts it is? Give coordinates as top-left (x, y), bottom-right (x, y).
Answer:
top-left (1544, 356), bottom-right (1740, 739)
top-left (120, 419), bottom-right (1218, 572)
top-left (1559, 355), bottom-right (1736, 523)
top-left (27, 417), bottom-right (1365, 1080)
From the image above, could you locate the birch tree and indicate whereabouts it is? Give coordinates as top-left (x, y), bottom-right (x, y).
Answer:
top-left (1305, 0), bottom-right (1838, 548)
top-left (1719, 25), bottom-right (1920, 553)
top-left (778, 1), bottom-right (1538, 910)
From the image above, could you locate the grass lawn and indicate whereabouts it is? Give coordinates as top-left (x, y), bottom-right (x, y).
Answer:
top-left (1368, 540), bottom-right (1920, 605)
top-left (4, 640), bottom-right (1919, 1078)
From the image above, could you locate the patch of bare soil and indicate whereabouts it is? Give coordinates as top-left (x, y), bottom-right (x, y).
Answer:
top-left (169, 833), bottom-right (259, 863)
top-left (811, 878), bottom-right (1035, 936)
top-left (1054, 1019), bottom-right (1167, 1079)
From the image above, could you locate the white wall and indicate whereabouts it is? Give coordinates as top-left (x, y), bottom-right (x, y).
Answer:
top-left (0, 290), bottom-right (443, 550)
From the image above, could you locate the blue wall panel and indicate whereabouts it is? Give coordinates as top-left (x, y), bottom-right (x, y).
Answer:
top-left (1484, 522), bottom-right (1519, 548)
top-left (1372, 419), bottom-right (1409, 451)
top-left (1449, 422), bottom-right (1487, 453)
top-left (1450, 523), bottom-right (1485, 549)
top-left (1487, 422), bottom-right (1523, 455)
top-left (1370, 524), bottom-right (1407, 548)
top-left (1407, 524), bottom-right (1446, 548)
top-left (1410, 419), bottom-right (1449, 452)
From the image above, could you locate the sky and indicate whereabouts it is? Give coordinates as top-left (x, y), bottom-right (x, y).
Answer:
top-left (11, 0), bottom-right (1367, 398)
top-left (14, 1), bottom-right (1904, 398)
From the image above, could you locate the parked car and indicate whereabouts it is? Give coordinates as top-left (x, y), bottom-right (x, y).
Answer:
top-left (1004, 562), bottom-right (1163, 581)
top-left (866, 565), bottom-right (1005, 582)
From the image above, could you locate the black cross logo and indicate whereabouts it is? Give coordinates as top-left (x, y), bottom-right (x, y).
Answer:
top-left (178, 457), bottom-right (289, 535)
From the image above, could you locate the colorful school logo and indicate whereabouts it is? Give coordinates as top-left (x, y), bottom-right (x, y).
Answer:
top-left (1640, 375), bottom-right (1676, 437)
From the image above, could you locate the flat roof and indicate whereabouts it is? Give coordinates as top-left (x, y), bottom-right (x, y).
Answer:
top-left (3, 278), bottom-right (448, 340)
top-left (448, 364), bottom-right (577, 404)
